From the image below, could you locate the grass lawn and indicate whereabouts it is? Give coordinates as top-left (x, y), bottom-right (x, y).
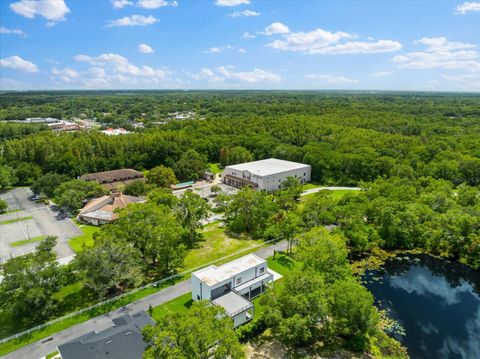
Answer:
top-left (1, 209), bottom-right (21, 215)
top-left (150, 292), bottom-right (193, 322)
top-left (267, 252), bottom-right (301, 276)
top-left (300, 189), bottom-right (360, 203)
top-left (302, 182), bottom-right (321, 190)
top-left (9, 235), bottom-right (47, 247)
top-left (46, 351), bottom-right (59, 359)
top-left (208, 163), bottom-right (222, 174)
top-left (0, 216), bottom-right (33, 225)
top-left (183, 223), bottom-right (263, 270)
top-left (68, 224), bottom-right (100, 252)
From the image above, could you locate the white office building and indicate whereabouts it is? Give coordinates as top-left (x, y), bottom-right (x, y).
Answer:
top-left (191, 254), bottom-right (275, 327)
top-left (222, 158), bottom-right (311, 191)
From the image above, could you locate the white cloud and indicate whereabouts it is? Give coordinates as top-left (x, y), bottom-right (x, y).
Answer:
top-left (262, 22), bottom-right (290, 35)
top-left (373, 71), bottom-right (392, 77)
top-left (189, 66), bottom-right (280, 84)
top-left (305, 74), bottom-right (358, 84)
top-left (238, 48), bottom-right (247, 53)
top-left (218, 66), bottom-right (281, 83)
top-left (0, 26), bottom-right (26, 36)
top-left (111, 0), bottom-right (177, 8)
top-left (266, 26), bottom-right (402, 54)
top-left (106, 15), bottom-right (159, 27)
top-left (204, 45), bottom-right (244, 54)
top-left (242, 31), bottom-right (255, 39)
top-left (215, 0), bottom-right (249, 6)
top-left (111, 0), bottom-right (133, 8)
top-left (393, 37), bottom-right (480, 72)
top-left (10, 0), bottom-right (70, 22)
top-left (455, 2), bottom-right (480, 14)
top-left (51, 53), bottom-right (174, 88)
top-left (138, 43), bottom-right (154, 53)
top-left (229, 9), bottom-right (260, 17)
top-left (0, 55), bottom-right (38, 73)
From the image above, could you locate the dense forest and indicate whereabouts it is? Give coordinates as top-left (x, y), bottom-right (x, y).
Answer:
top-left (1, 91), bottom-right (479, 186)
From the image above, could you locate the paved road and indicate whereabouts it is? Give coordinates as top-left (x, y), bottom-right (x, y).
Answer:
top-left (0, 189), bottom-right (80, 264)
top-left (4, 240), bottom-right (288, 359)
top-left (302, 186), bottom-right (362, 196)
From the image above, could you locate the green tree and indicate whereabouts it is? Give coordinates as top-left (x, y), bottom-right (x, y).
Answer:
top-left (75, 236), bottom-right (143, 299)
top-left (0, 165), bottom-right (15, 190)
top-left (302, 190), bottom-right (338, 228)
top-left (297, 227), bottom-right (351, 283)
top-left (123, 181), bottom-right (154, 196)
top-left (175, 191), bottom-right (210, 246)
top-left (329, 279), bottom-right (379, 350)
top-left (0, 236), bottom-right (64, 324)
top-left (219, 146), bottom-right (253, 167)
top-left (270, 212), bottom-right (301, 254)
top-left (106, 203), bottom-right (186, 276)
top-left (0, 199), bottom-right (7, 213)
top-left (147, 188), bottom-right (178, 208)
top-left (147, 165), bottom-right (178, 187)
top-left (224, 187), bottom-right (276, 237)
top-left (261, 269), bottom-right (330, 347)
top-left (173, 150), bottom-right (208, 181)
top-left (143, 301), bottom-right (244, 359)
top-left (275, 177), bottom-right (303, 211)
top-left (31, 172), bottom-right (71, 197)
top-left (54, 179), bottom-right (107, 212)
top-left (14, 162), bottom-right (42, 186)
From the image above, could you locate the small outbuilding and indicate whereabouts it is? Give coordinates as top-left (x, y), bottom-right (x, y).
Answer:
top-left (79, 168), bottom-right (144, 190)
top-left (77, 191), bottom-right (144, 225)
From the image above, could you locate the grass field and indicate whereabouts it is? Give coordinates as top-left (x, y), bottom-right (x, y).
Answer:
top-left (150, 292), bottom-right (193, 322)
top-left (300, 189), bottom-right (360, 203)
top-left (68, 224), bottom-right (100, 252)
top-left (0, 216), bottom-right (33, 225)
top-left (9, 235), bottom-right (47, 247)
top-left (183, 223), bottom-right (263, 270)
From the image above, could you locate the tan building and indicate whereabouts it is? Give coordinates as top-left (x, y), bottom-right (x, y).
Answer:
top-left (79, 169), bottom-right (144, 190)
top-left (77, 192), bottom-right (144, 225)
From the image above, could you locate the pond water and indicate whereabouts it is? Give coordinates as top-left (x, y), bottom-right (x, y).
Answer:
top-left (362, 254), bottom-right (480, 359)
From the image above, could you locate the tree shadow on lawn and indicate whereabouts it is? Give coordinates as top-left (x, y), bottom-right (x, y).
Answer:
top-left (274, 252), bottom-right (296, 269)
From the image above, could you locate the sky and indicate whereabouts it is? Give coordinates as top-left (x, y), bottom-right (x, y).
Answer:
top-left (0, 0), bottom-right (479, 91)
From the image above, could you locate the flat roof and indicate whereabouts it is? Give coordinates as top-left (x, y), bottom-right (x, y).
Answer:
top-left (225, 158), bottom-right (310, 177)
top-left (212, 291), bottom-right (252, 317)
top-left (193, 253), bottom-right (265, 287)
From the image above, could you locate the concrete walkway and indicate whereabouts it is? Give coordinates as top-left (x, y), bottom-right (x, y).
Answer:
top-left (5, 240), bottom-right (288, 359)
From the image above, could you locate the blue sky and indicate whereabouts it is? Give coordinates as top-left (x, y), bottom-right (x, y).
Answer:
top-left (1, 0), bottom-right (479, 91)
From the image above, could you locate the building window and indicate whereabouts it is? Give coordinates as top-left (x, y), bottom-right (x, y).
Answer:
top-left (259, 267), bottom-right (265, 275)
top-left (236, 277), bottom-right (242, 285)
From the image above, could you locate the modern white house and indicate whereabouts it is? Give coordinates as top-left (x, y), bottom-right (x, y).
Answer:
top-left (222, 158), bottom-right (311, 191)
top-left (191, 253), bottom-right (275, 327)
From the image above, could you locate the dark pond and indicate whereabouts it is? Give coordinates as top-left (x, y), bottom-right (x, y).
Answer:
top-left (362, 254), bottom-right (480, 359)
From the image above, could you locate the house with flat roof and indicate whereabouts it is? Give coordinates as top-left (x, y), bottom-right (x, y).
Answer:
top-left (79, 168), bottom-right (144, 190)
top-left (57, 311), bottom-right (154, 359)
top-left (222, 158), bottom-right (311, 191)
top-left (191, 253), bottom-right (276, 327)
top-left (77, 191), bottom-right (144, 225)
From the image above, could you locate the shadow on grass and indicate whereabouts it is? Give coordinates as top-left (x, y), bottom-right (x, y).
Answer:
top-left (275, 252), bottom-right (295, 269)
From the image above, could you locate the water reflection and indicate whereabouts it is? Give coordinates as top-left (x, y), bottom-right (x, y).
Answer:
top-left (362, 254), bottom-right (480, 359)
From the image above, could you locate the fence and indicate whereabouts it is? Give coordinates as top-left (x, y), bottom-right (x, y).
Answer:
top-left (0, 237), bottom-right (281, 345)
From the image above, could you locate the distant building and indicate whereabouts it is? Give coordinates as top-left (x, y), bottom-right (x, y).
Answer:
top-left (47, 121), bottom-right (80, 132)
top-left (77, 191), bottom-right (144, 225)
top-left (79, 169), bottom-right (144, 190)
top-left (192, 253), bottom-right (275, 327)
top-left (101, 127), bottom-right (130, 136)
top-left (222, 158), bottom-right (311, 191)
top-left (24, 117), bottom-right (60, 123)
top-left (57, 311), bottom-right (154, 359)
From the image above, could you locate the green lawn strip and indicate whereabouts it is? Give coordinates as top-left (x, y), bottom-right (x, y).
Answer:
top-left (46, 350), bottom-right (59, 359)
top-left (208, 163), bottom-right (222, 174)
top-left (150, 292), bottom-right (193, 322)
top-left (1, 209), bottom-right (22, 215)
top-left (267, 253), bottom-right (301, 276)
top-left (9, 235), bottom-right (47, 247)
top-left (302, 183), bottom-right (321, 190)
top-left (0, 216), bottom-right (33, 225)
top-left (68, 224), bottom-right (100, 252)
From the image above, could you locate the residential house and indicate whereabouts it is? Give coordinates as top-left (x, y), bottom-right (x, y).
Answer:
top-left (79, 168), bottom-right (144, 190)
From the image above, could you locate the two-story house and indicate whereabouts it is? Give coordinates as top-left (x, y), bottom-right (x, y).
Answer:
top-left (191, 253), bottom-right (275, 327)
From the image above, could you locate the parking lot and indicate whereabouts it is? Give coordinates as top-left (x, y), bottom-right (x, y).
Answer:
top-left (0, 188), bottom-right (82, 264)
